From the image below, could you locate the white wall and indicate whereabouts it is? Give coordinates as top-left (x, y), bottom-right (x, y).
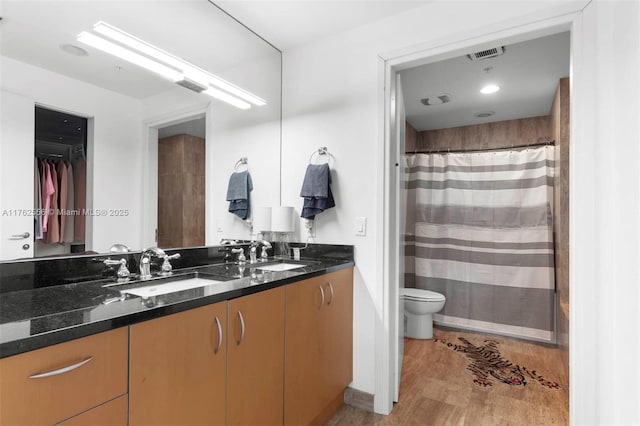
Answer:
top-left (281, 0), bottom-right (640, 422)
top-left (140, 52), bottom-right (281, 246)
top-left (573, 1), bottom-right (640, 424)
top-left (0, 56), bottom-right (144, 255)
top-left (281, 0), bottom-right (582, 397)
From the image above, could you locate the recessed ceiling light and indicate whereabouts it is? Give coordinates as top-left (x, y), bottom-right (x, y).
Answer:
top-left (480, 84), bottom-right (500, 94)
top-left (60, 44), bottom-right (88, 57)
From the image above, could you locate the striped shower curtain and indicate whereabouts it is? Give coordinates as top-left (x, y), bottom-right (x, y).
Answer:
top-left (404, 146), bottom-right (556, 342)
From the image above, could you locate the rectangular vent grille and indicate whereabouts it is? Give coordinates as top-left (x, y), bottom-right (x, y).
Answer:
top-left (467, 46), bottom-right (505, 61)
top-left (176, 78), bottom-right (207, 93)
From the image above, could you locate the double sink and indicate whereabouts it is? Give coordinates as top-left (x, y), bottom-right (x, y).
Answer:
top-left (103, 260), bottom-right (310, 301)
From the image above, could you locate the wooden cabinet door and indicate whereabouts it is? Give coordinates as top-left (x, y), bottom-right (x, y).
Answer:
top-left (227, 287), bottom-right (285, 426)
top-left (0, 328), bottom-right (127, 426)
top-left (284, 275), bottom-right (325, 425)
top-left (319, 268), bottom-right (354, 399)
top-left (284, 269), bottom-right (354, 426)
top-left (129, 302), bottom-right (227, 426)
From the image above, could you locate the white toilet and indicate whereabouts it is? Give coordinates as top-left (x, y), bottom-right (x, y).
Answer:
top-left (402, 288), bottom-right (446, 339)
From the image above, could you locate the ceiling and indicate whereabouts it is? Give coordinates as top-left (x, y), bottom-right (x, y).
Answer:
top-left (158, 117), bottom-right (206, 139)
top-left (215, 0), bottom-right (429, 50)
top-left (400, 32), bottom-right (570, 131)
top-left (0, 1), bottom-right (276, 99)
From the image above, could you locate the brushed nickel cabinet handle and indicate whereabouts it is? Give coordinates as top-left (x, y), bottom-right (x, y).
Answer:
top-left (29, 357), bottom-right (93, 379)
top-left (327, 282), bottom-right (334, 305)
top-left (236, 311), bottom-right (245, 346)
top-left (318, 285), bottom-right (325, 309)
top-left (214, 316), bottom-right (222, 354)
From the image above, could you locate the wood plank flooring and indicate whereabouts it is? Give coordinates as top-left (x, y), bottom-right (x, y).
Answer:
top-left (326, 327), bottom-right (568, 425)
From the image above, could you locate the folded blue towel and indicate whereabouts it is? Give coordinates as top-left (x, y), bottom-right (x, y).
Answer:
top-left (300, 163), bottom-right (334, 220)
top-left (227, 171), bottom-right (253, 220)
top-left (301, 186), bottom-right (335, 220)
top-left (300, 163), bottom-right (330, 198)
top-left (226, 171), bottom-right (253, 201)
top-left (229, 199), bottom-right (251, 220)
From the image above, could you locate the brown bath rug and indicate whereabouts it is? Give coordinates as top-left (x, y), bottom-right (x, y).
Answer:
top-left (435, 337), bottom-right (561, 389)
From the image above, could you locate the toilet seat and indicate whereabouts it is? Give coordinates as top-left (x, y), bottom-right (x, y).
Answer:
top-left (402, 288), bottom-right (445, 302)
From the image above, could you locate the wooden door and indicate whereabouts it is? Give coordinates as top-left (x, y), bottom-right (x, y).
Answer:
top-left (227, 287), bottom-right (285, 426)
top-left (284, 275), bottom-right (325, 425)
top-left (157, 134), bottom-right (205, 248)
top-left (129, 302), bottom-right (227, 426)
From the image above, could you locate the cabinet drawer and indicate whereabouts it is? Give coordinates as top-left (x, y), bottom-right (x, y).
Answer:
top-left (0, 327), bottom-right (128, 426)
top-left (59, 395), bottom-right (128, 426)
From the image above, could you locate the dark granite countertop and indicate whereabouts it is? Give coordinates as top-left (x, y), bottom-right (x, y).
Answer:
top-left (0, 256), bottom-right (354, 359)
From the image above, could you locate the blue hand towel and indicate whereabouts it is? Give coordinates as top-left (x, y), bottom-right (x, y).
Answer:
top-left (227, 171), bottom-right (253, 220)
top-left (229, 199), bottom-right (251, 220)
top-left (300, 163), bottom-right (335, 220)
top-left (300, 163), bottom-right (330, 198)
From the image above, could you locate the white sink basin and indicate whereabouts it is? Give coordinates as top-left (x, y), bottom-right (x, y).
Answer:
top-left (120, 277), bottom-right (224, 298)
top-left (257, 263), bottom-right (307, 272)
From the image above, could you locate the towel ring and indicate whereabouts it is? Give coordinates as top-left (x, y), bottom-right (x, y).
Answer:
top-left (309, 147), bottom-right (331, 164)
top-left (234, 157), bottom-right (248, 171)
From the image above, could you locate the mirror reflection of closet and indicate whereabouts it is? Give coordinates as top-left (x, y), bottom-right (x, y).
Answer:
top-left (156, 117), bottom-right (206, 249)
top-left (34, 106), bottom-right (88, 257)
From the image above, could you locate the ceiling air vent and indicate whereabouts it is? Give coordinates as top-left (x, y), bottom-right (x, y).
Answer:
top-left (421, 94), bottom-right (451, 106)
top-left (176, 77), bottom-right (207, 93)
top-left (467, 46), bottom-right (505, 61)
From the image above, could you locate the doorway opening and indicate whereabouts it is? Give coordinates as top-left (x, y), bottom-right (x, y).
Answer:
top-left (378, 13), bottom-right (580, 419)
top-left (34, 106), bottom-right (89, 257)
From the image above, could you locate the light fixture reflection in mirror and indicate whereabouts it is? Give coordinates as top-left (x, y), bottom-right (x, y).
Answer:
top-left (77, 21), bottom-right (266, 109)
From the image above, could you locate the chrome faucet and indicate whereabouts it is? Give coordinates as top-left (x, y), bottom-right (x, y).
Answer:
top-left (250, 240), bottom-right (272, 263)
top-left (139, 247), bottom-right (166, 279)
top-left (231, 247), bottom-right (246, 264)
top-left (160, 253), bottom-right (181, 276)
top-left (103, 257), bottom-right (130, 278)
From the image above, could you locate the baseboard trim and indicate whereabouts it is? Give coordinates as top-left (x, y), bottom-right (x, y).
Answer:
top-left (344, 387), bottom-right (374, 412)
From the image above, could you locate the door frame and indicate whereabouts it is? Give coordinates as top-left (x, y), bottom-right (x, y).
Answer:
top-left (141, 102), bottom-right (211, 248)
top-left (375, 3), bottom-right (589, 420)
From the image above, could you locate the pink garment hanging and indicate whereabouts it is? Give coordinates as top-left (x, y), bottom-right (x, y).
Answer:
top-left (56, 161), bottom-right (68, 241)
top-left (63, 162), bottom-right (75, 243)
top-left (34, 158), bottom-right (43, 240)
top-left (73, 157), bottom-right (86, 242)
top-left (44, 161), bottom-right (60, 244)
top-left (41, 160), bottom-right (54, 233)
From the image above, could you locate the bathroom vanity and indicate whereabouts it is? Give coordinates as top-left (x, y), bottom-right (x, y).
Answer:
top-left (0, 245), bottom-right (354, 425)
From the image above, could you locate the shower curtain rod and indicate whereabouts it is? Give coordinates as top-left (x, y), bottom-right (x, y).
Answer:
top-left (408, 140), bottom-right (555, 155)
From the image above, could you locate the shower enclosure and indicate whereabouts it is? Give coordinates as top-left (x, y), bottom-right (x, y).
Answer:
top-left (404, 145), bottom-right (556, 343)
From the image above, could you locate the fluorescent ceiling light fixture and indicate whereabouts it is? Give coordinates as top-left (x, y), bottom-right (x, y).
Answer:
top-left (203, 87), bottom-right (251, 110)
top-left (92, 21), bottom-right (266, 107)
top-left (77, 32), bottom-right (182, 82)
top-left (480, 84), bottom-right (500, 94)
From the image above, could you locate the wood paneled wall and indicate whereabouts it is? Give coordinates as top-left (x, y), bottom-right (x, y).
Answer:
top-left (158, 134), bottom-right (205, 248)
top-left (407, 116), bottom-right (551, 153)
top-left (550, 78), bottom-right (570, 373)
top-left (406, 121), bottom-right (420, 152)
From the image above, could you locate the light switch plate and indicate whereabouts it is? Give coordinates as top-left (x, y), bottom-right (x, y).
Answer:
top-left (355, 216), bottom-right (367, 236)
top-left (216, 218), bottom-right (223, 232)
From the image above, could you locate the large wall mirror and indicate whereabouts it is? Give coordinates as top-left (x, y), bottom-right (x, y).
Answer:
top-left (0, 1), bottom-right (282, 261)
